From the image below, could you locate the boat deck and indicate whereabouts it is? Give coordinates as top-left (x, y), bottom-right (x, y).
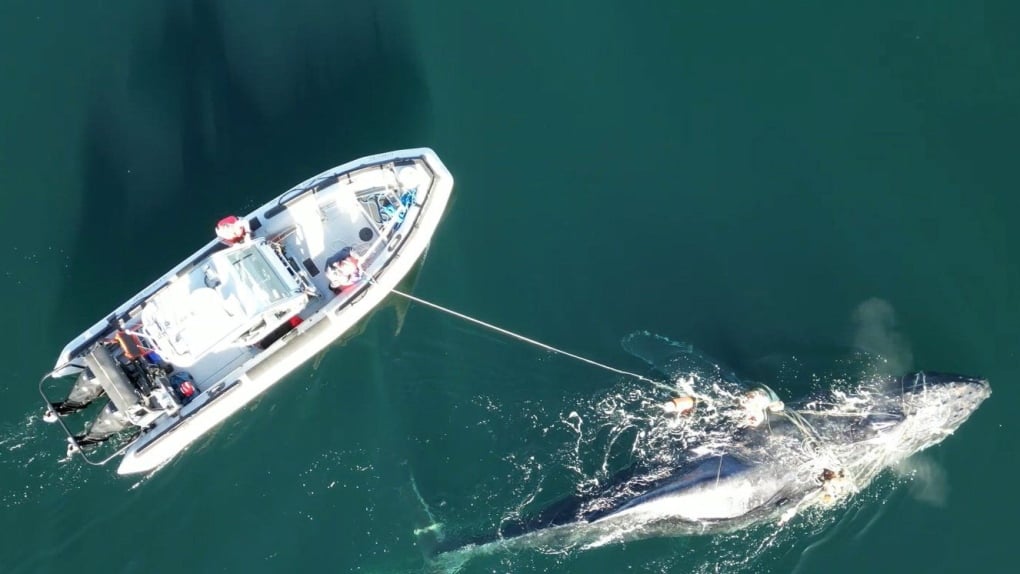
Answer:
top-left (40, 148), bottom-right (452, 474)
top-left (271, 163), bottom-right (420, 297)
top-left (127, 157), bottom-right (433, 392)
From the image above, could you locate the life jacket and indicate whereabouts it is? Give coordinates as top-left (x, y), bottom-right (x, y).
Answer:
top-left (114, 330), bottom-right (148, 360)
top-left (170, 372), bottom-right (198, 403)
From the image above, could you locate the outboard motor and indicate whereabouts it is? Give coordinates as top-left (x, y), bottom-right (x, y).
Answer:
top-left (50, 368), bottom-right (105, 416)
top-left (74, 401), bottom-right (132, 447)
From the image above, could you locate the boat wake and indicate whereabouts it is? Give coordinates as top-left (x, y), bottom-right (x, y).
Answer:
top-left (0, 410), bottom-right (92, 508)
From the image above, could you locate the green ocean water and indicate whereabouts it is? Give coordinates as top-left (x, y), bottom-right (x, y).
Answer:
top-left (1, 1), bottom-right (1017, 572)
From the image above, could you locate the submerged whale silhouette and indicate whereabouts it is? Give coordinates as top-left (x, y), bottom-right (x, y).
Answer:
top-left (427, 368), bottom-right (990, 560)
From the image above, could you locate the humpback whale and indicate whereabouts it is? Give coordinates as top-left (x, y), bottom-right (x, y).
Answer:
top-left (423, 348), bottom-right (991, 563)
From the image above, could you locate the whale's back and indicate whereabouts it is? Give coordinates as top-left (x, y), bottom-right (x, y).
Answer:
top-left (591, 455), bottom-right (757, 522)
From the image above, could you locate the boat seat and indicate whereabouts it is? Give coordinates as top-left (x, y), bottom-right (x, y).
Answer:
top-left (287, 196), bottom-right (326, 257)
top-left (189, 287), bottom-right (222, 312)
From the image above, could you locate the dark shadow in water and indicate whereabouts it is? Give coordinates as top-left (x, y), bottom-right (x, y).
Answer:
top-left (52, 0), bottom-right (430, 341)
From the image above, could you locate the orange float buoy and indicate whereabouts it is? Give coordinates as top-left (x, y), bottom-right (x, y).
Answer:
top-left (215, 215), bottom-right (250, 245)
top-left (663, 395), bottom-right (695, 415)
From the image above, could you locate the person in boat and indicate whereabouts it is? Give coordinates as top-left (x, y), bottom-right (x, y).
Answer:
top-left (326, 249), bottom-right (365, 293)
top-left (170, 372), bottom-right (198, 404)
top-left (215, 215), bottom-right (250, 245)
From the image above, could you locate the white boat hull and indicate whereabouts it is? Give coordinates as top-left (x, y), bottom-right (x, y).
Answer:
top-left (44, 148), bottom-right (453, 475)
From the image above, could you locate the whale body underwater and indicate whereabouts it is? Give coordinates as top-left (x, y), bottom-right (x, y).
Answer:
top-left (424, 362), bottom-right (991, 560)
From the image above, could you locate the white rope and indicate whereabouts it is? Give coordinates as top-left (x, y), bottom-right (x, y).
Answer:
top-left (388, 287), bottom-right (676, 392)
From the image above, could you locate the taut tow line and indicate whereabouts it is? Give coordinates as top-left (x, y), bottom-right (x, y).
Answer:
top-left (387, 287), bottom-right (675, 393)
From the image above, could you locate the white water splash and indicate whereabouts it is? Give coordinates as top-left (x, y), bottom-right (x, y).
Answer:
top-left (0, 411), bottom-right (92, 508)
top-left (421, 332), bottom-right (987, 573)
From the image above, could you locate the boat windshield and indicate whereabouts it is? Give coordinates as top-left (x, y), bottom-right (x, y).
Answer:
top-left (225, 247), bottom-right (291, 315)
